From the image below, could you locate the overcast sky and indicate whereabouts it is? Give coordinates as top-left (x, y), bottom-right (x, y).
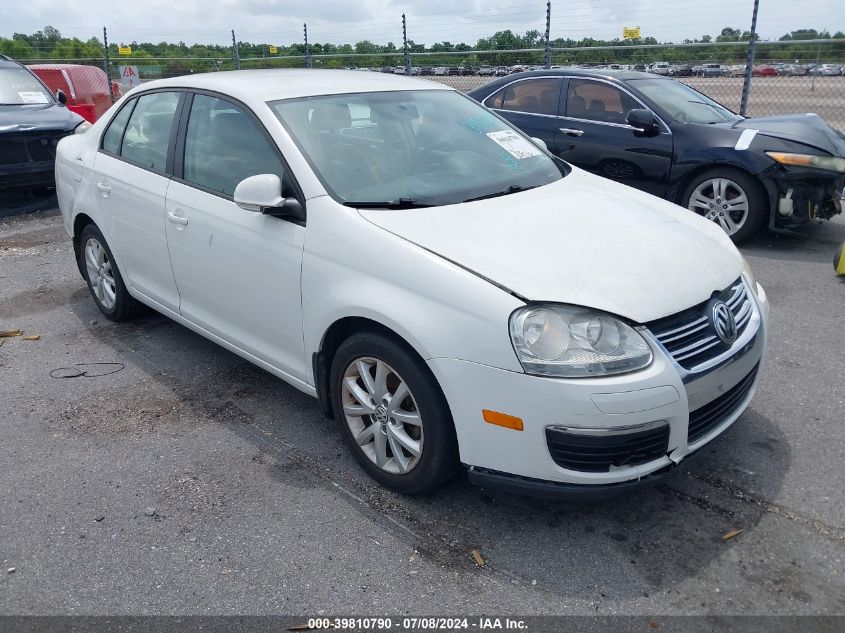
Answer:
top-left (3, 0), bottom-right (842, 46)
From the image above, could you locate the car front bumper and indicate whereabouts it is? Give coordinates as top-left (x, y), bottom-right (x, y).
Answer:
top-left (428, 282), bottom-right (769, 496)
top-left (763, 166), bottom-right (845, 229)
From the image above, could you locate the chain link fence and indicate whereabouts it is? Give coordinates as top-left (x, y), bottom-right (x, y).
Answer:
top-left (12, 35), bottom-right (845, 131)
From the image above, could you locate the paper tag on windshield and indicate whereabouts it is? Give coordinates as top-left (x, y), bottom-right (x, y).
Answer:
top-left (18, 91), bottom-right (49, 104)
top-left (486, 130), bottom-right (542, 160)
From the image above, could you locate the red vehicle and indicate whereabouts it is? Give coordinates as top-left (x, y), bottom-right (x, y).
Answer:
top-left (753, 65), bottom-right (777, 77)
top-left (26, 64), bottom-right (118, 122)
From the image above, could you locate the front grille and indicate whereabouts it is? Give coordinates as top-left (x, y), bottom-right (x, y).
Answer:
top-left (688, 364), bottom-right (759, 444)
top-left (647, 278), bottom-right (753, 370)
top-left (546, 424), bottom-right (670, 472)
top-left (0, 131), bottom-right (66, 166)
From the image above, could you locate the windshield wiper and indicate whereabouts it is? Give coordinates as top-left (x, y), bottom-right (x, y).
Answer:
top-left (463, 185), bottom-right (536, 203)
top-left (343, 198), bottom-right (434, 209)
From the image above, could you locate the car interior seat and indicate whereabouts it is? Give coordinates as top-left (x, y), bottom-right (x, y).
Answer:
top-left (568, 94), bottom-right (587, 117)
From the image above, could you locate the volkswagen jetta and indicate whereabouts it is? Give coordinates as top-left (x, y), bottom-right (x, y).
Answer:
top-left (55, 70), bottom-right (769, 497)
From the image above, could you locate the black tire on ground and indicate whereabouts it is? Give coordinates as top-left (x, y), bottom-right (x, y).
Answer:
top-left (329, 330), bottom-right (460, 495)
top-left (78, 223), bottom-right (144, 321)
top-left (681, 168), bottom-right (768, 243)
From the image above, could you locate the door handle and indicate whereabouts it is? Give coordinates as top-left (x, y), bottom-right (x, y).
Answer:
top-left (559, 128), bottom-right (585, 137)
top-left (167, 209), bottom-right (188, 226)
top-left (95, 182), bottom-right (111, 197)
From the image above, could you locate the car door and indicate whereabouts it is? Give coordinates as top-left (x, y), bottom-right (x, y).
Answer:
top-left (163, 92), bottom-right (307, 381)
top-left (482, 77), bottom-right (562, 150)
top-left (554, 78), bottom-right (674, 197)
top-left (92, 90), bottom-right (183, 312)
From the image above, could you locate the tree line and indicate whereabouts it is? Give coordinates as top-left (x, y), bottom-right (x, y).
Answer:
top-left (2, 26), bottom-right (843, 73)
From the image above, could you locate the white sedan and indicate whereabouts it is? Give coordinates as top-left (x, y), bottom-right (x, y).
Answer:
top-left (55, 70), bottom-right (769, 497)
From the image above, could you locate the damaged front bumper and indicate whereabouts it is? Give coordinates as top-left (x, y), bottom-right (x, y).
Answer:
top-left (764, 165), bottom-right (845, 231)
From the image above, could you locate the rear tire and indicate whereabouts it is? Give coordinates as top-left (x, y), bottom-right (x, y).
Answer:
top-left (329, 331), bottom-right (459, 495)
top-left (682, 168), bottom-right (767, 243)
top-left (79, 224), bottom-right (143, 321)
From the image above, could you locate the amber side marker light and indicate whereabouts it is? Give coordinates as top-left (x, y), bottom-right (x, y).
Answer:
top-left (482, 409), bottom-right (524, 431)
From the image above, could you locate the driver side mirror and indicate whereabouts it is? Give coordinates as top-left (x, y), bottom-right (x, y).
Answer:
top-left (234, 174), bottom-right (305, 222)
top-left (626, 108), bottom-right (658, 134)
top-left (55, 89), bottom-right (67, 105)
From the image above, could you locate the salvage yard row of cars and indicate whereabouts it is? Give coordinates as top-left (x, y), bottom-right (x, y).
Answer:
top-left (3, 54), bottom-right (844, 497)
top-left (363, 62), bottom-right (845, 77)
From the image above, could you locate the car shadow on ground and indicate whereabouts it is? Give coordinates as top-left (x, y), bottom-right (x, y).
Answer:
top-left (741, 218), bottom-right (845, 265)
top-left (0, 188), bottom-right (57, 219)
top-left (67, 291), bottom-right (791, 604)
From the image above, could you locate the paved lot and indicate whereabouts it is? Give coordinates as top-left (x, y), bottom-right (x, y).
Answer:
top-left (0, 205), bottom-right (843, 616)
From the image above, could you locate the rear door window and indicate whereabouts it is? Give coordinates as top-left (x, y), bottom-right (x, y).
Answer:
top-left (120, 91), bottom-right (180, 172)
top-left (101, 100), bottom-right (135, 155)
top-left (487, 78), bottom-right (560, 115)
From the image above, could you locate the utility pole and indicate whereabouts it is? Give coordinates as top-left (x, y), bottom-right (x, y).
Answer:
top-left (304, 23), bottom-right (312, 68)
top-left (103, 26), bottom-right (114, 102)
top-left (739, 0), bottom-right (759, 116)
top-left (544, 1), bottom-right (552, 69)
top-left (402, 13), bottom-right (411, 75)
top-left (232, 29), bottom-right (240, 70)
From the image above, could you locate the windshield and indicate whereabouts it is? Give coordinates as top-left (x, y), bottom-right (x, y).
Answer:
top-left (269, 90), bottom-right (566, 207)
top-left (0, 67), bottom-right (53, 105)
top-left (627, 78), bottom-right (741, 124)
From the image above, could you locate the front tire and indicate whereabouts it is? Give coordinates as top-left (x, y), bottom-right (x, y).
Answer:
top-left (682, 168), bottom-right (767, 243)
top-left (329, 331), bottom-right (459, 495)
top-left (79, 224), bottom-right (143, 321)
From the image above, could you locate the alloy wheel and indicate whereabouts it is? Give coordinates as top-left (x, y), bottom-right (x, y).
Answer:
top-left (341, 357), bottom-right (423, 475)
top-left (687, 177), bottom-right (749, 236)
top-left (84, 237), bottom-right (117, 310)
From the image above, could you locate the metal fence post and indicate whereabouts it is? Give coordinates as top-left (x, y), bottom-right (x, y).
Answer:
top-left (402, 13), bottom-right (411, 75)
top-left (231, 29), bottom-right (240, 70)
top-left (544, 1), bottom-right (552, 69)
top-left (739, 0), bottom-right (760, 116)
top-left (103, 26), bottom-right (114, 103)
top-left (304, 24), bottom-right (312, 68)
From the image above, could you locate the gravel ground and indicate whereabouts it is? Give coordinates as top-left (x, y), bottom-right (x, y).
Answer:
top-left (0, 203), bottom-right (843, 617)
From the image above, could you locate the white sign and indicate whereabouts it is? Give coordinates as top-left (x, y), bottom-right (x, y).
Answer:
top-left (486, 130), bottom-right (543, 160)
top-left (119, 65), bottom-right (141, 90)
top-left (18, 91), bottom-right (49, 104)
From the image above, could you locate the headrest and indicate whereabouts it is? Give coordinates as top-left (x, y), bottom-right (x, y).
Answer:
top-left (310, 102), bottom-right (351, 131)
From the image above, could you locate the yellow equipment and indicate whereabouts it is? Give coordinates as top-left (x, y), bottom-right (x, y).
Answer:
top-left (836, 241), bottom-right (845, 275)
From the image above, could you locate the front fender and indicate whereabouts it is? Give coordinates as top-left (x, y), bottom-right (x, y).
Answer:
top-left (300, 197), bottom-right (525, 386)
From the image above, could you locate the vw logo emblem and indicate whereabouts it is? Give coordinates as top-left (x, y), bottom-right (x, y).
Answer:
top-left (374, 405), bottom-right (389, 424)
top-left (711, 301), bottom-right (737, 344)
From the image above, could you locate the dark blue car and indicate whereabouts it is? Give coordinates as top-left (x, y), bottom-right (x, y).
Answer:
top-left (468, 69), bottom-right (845, 242)
top-left (0, 55), bottom-right (86, 192)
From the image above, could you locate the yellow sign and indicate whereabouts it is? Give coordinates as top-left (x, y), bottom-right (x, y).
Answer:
top-left (269, 45), bottom-right (278, 54)
top-left (622, 27), bottom-right (641, 40)
top-left (118, 46), bottom-right (132, 55)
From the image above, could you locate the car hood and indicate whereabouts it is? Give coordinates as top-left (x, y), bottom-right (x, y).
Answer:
top-left (0, 103), bottom-right (81, 133)
top-left (358, 168), bottom-right (742, 324)
top-left (729, 113), bottom-right (845, 156)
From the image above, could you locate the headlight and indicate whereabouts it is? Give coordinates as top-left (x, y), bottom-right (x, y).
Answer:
top-left (765, 151), bottom-right (845, 174)
top-left (509, 305), bottom-right (653, 378)
top-left (741, 256), bottom-right (759, 297)
top-left (74, 121), bottom-right (92, 134)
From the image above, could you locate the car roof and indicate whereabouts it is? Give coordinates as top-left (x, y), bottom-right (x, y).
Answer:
top-left (0, 56), bottom-right (26, 69)
top-left (137, 69), bottom-right (453, 101)
top-left (486, 67), bottom-right (667, 83)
